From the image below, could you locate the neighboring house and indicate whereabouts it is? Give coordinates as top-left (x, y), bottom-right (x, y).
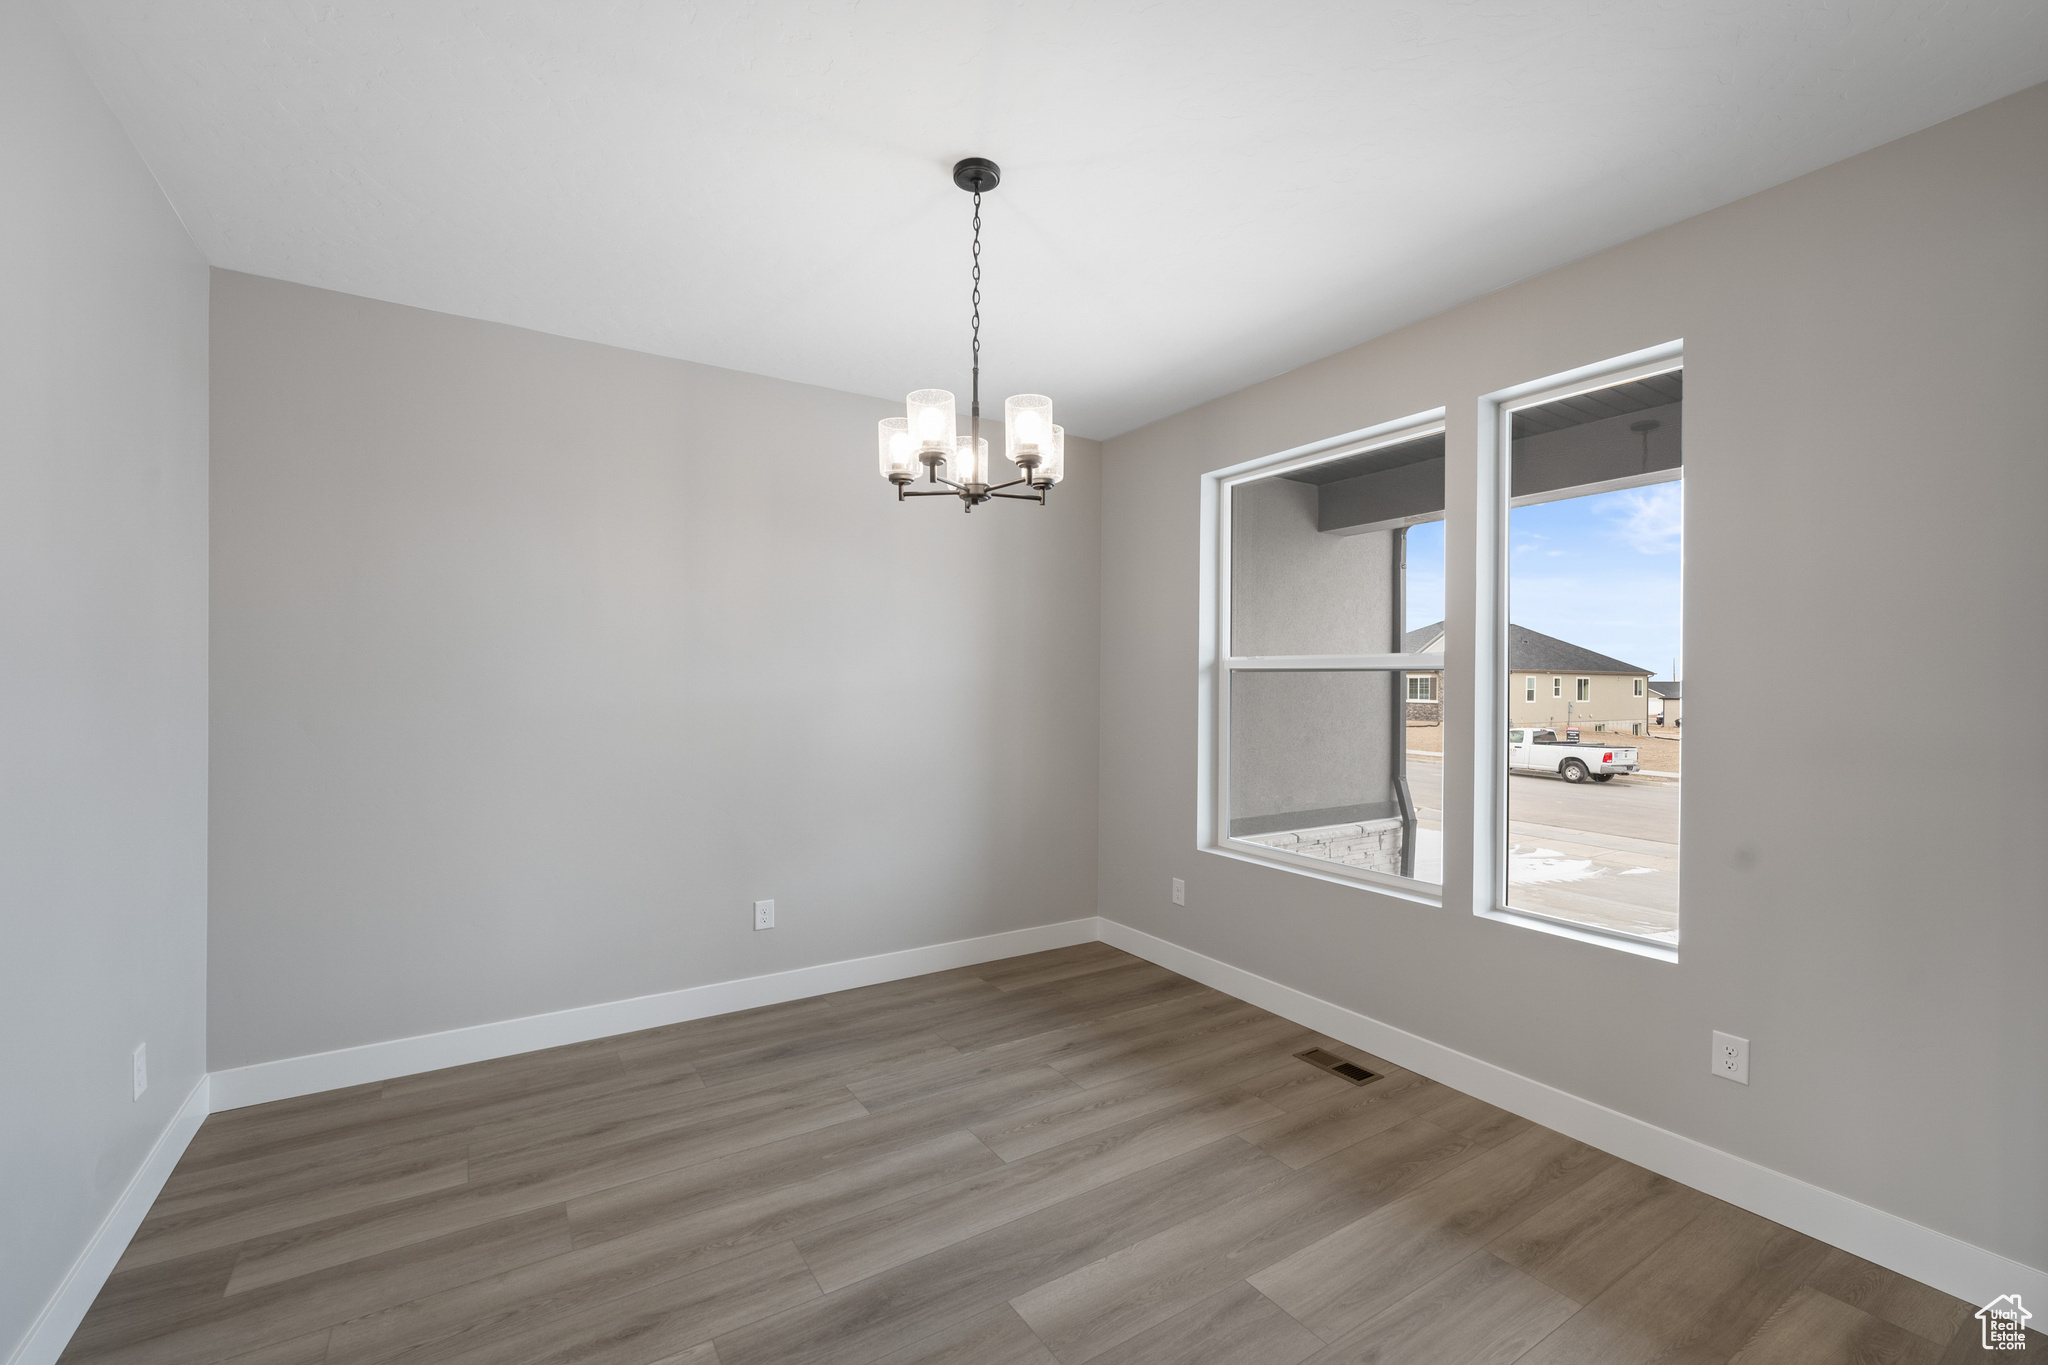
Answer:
top-left (1403, 622), bottom-right (1445, 723)
top-left (1403, 623), bottom-right (1654, 735)
top-left (1648, 680), bottom-right (1682, 728)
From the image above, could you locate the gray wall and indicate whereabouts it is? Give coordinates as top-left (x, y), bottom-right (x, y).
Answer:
top-left (1229, 477), bottom-right (1399, 830)
top-left (1100, 82), bottom-right (2048, 1271)
top-left (1229, 671), bottom-right (1399, 833)
top-left (0, 2), bottom-right (211, 1355)
top-left (1232, 477), bottom-right (1394, 657)
top-left (209, 271), bottom-right (1100, 1069)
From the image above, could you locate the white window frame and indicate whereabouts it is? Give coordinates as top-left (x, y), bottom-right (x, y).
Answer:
top-left (1407, 675), bottom-right (1437, 702)
top-left (1524, 676), bottom-right (1535, 702)
top-left (1634, 678), bottom-right (1644, 697)
top-left (1198, 409), bottom-right (1446, 900)
top-left (1552, 677), bottom-right (1561, 698)
top-left (1576, 678), bottom-right (1591, 702)
top-left (1471, 341), bottom-right (1684, 962)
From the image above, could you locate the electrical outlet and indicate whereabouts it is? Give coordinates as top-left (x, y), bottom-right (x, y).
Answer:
top-left (1711, 1031), bottom-right (1748, 1085)
top-left (1170, 878), bottom-right (1185, 906)
top-left (132, 1043), bottom-right (147, 1101)
top-left (754, 899), bottom-right (775, 931)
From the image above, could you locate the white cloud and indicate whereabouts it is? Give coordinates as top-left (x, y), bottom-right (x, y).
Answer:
top-left (1602, 483), bottom-right (1683, 555)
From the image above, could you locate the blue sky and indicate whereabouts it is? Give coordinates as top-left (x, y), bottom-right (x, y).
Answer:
top-left (1403, 481), bottom-right (1683, 679)
top-left (1405, 519), bottom-right (1446, 638)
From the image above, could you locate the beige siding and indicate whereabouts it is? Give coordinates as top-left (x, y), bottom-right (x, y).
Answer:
top-left (1405, 670), bottom-right (1653, 736)
top-left (1508, 672), bottom-right (1649, 735)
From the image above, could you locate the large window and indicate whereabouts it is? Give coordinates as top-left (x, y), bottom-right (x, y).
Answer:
top-left (1198, 347), bottom-right (1683, 959)
top-left (1500, 362), bottom-right (1682, 947)
top-left (1211, 421), bottom-right (1446, 891)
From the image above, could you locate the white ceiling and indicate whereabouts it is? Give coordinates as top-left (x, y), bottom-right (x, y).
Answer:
top-left (55, 1), bottom-right (2048, 437)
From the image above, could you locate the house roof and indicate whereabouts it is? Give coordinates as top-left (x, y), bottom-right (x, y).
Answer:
top-left (1509, 625), bottom-right (1649, 676)
top-left (1405, 622), bottom-right (1445, 653)
top-left (1402, 621), bottom-right (1649, 675)
top-left (1649, 681), bottom-right (1682, 700)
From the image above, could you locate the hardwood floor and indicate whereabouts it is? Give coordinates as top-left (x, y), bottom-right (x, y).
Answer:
top-left (61, 943), bottom-right (2036, 1365)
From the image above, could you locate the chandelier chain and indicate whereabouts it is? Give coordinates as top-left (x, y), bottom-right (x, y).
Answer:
top-left (970, 191), bottom-right (982, 419)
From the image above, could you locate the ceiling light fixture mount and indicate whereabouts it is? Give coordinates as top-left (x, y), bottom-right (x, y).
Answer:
top-left (877, 157), bottom-right (1061, 512)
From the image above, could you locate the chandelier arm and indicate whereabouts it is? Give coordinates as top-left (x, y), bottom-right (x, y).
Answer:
top-left (982, 474), bottom-right (1034, 492)
top-left (986, 491), bottom-right (1049, 501)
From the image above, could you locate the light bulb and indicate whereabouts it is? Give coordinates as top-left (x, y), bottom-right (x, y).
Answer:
top-left (907, 390), bottom-right (956, 453)
top-left (1004, 394), bottom-right (1053, 468)
top-left (953, 436), bottom-right (988, 485)
top-left (1038, 424), bottom-right (1066, 485)
top-left (877, 415), bottom-right (914, 480)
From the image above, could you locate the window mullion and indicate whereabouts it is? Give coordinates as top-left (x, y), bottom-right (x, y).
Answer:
top-left (1225, 653), bottom-right (1443, 672)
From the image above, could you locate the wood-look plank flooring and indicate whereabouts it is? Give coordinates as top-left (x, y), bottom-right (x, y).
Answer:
top-left (62, 943), bottom-right (2039, 1365)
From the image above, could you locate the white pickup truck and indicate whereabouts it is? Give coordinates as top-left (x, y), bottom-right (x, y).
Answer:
top-left (1508, 728), bottom-right (1639, 783)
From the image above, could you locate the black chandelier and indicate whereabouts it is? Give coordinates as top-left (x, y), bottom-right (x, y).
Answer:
top-left (876, 157), bottom-right (1061, 512)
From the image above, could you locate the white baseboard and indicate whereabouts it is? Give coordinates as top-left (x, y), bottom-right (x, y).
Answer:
top-left (7, 1075), bottom-right (209, 1365)
top-left (209, 918), bottom-right (1100, 1111)
top-left (1097, 917), bottom-right (2045, 1314)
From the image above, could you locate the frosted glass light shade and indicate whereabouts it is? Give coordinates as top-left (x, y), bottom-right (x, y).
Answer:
top-left (907, 390), bottom-right (956, 454)
top-left (1004, 394), bottom-right (1053, 467)
top-left (877, 416), bottom-right (916, 480)
top-left (951, 435), bottom-right (990, 486)
top-left (1034, 424), bottom-right (1065, 485)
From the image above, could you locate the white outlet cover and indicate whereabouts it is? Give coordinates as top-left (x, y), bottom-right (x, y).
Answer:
top-left (132, 1042), bottom-right (147, 1100)
top-left (1171, 878), bottom-right (1185, 906)
top-left (754, 899), bottom-right (775, 931)
top-left (1711, 1030), bottom-right (1749, 1085)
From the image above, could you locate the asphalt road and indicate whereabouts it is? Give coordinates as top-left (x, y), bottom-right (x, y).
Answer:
top-left (1404, 754), bottom-right (1678, 841)
top-left (1406, 755), bottom-right (1679, 942)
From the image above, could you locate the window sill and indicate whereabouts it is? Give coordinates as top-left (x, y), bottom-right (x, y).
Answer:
top-left (1477, 904), bottom-right (1678, 962)
top-left (1202, 840), bottom-right (1444, 908)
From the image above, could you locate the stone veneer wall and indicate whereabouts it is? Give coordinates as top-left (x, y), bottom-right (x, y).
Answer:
top-left (1240, 817), bottom-right (1406, 875)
